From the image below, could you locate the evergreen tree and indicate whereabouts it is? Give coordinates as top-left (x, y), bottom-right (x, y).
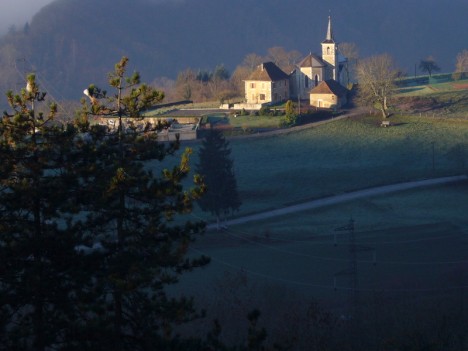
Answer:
top-left (0, 74), bottom-right (90, 350)
top-left (76, 57), bottom-right (209, 350)
top-left (281, 100), bottom-right (298, 127)
top-left (196, 129), bottom-right (241, 229)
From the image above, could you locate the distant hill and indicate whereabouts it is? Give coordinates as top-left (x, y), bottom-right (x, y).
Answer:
top-left (0, 0), bottom-right (467, 103)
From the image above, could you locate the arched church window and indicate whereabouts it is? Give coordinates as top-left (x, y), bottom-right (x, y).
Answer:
top-left (315, 75), bottom-right (319, 86)
top-left (305, 76), bottom-right (309, 88)
top-left (327, 47), bottom-right (330, 55)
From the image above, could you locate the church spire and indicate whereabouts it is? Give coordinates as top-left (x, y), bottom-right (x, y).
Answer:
top-left (326, 15), bottom-right (334, 42)
top-left (321, 15), bottom-right (338, 80)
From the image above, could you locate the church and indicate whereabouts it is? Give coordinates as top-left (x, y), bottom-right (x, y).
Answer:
top-left (243, 16), bottom-right (349, 109)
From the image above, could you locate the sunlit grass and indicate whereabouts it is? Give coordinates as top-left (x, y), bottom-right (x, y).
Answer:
top-left (224, 115), bottom-right (468, 215)
top-left (395, 78), bottom-right (468, 98)
top-left (202, 112), bottom-right (284, 130)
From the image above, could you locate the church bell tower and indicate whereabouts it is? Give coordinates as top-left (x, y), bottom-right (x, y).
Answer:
top-left (321, 16), bottom-right (338, 80)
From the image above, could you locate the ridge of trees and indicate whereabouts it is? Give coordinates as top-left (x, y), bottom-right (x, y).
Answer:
top-left (1, 0), bottom-right (467, 104)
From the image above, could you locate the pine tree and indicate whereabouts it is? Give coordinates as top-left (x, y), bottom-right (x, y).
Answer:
top-left (0, 74), bottom-right (90, 350)
top-left (76, 57), bottom-right (209, 350)
top-left (196, 129), bottom-right (241, 229)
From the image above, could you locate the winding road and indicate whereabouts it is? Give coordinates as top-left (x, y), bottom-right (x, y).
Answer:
top-left (207, 175), bottom-right (468, 230)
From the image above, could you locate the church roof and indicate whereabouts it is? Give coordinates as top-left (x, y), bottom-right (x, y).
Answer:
top-left (298, 53), bottom-right (326, 68)
top-left (337, 51), bottom-right (348, 63)
top-left (246, 62), bottom-right (289, 82)
top-left (310, 79), bottom-right (348, 96)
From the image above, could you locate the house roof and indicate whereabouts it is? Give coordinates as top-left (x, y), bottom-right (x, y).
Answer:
top-left (298, 53), bottom-right (326, 68)
top-left (246, 62), bottom-right (289, 82)
top-left (310, 79), bottom-right (348, 96)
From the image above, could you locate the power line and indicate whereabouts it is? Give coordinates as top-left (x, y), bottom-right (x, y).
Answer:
top-left (192, 214), bottom-right (468, 266)
top-left (189, 246), bottom-right (468, 293)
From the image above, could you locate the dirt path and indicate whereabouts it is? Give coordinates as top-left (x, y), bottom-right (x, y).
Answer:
top-left (207, 175), bottom-right (468, 230)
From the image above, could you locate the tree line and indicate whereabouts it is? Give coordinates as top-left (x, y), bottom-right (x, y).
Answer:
top-left (158, 44), bottom-right (468, 120)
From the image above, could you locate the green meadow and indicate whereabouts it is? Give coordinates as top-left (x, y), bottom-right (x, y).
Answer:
top-left (179, 114), bottom-right (468, 222)
top-left (164, 109), bottom-right (468, 327)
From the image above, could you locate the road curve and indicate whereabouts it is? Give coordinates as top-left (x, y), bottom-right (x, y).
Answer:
top-left (207, 175), bottom-right (468, 230)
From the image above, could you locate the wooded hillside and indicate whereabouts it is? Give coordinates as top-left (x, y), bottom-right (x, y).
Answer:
top-left (0, 0), bottom-right (466, 102)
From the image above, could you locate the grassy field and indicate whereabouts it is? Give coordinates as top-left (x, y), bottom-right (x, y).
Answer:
top-left (159, 83), bottom-right (468, 345)
top-left (162, 112), bottom-right (468, 343)
top-left (181, 181), bottom-right (468, 315)
top-left (160, 112), bottom-right (468, 301)
top-left (394, 77), bottom-right (468, 116)
top-left (172, 114), bottom-right (468, 220)
top-left (202, 112), bottom-right (283, 131)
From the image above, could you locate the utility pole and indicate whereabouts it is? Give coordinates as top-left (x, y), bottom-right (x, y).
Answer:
top-left (334, 218), bottom-right (358, 316)
top-left (432, 141), bottom-right (435, 174)
top-left (334, 218), bottom-right (376, 318)
top-left (348, 218), bottom-right (358, 310)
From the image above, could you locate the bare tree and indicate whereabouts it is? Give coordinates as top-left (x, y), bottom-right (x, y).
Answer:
top-left (229, 65), bottom-right (250, 98)
top-left (287, 50), bottom-right (303, 66)
top-left (242, 53), bottom-right (264, 71)
top-left (455, 49), bottom-right (468, 73)
top-left (175, 68), bottom-right (197, 100)
top-left (356, 53), bottom-right (399, 119)
top-left (339, 42), bottom-right (359, 84)
top-left (267, 46), bottom-right (289, 68)
top-left (419, 56), bottom-right (441, 77)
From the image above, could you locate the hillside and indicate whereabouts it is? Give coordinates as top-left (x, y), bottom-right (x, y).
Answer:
top-left (0, 0), bottom-right (467, 103)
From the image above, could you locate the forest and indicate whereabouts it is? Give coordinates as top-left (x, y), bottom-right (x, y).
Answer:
top-left (0, 0), bottom-right (467, 103)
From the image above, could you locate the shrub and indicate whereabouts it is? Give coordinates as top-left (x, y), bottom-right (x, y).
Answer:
top-left (280, 113), bottom-right (298, 127)
top-left (452, 72), bottom-right (466, 81)
top-left (259, 106), bottom-right (271, 116)
top-left (240, 108), bottom-right (250, 116)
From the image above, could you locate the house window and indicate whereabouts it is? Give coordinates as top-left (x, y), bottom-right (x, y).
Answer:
top-left (260, 94), bottom-right (265, 101)
top-left (250, 83), bottom-right (256, 88)
top-left (262, 83), bottom-right (265, 88)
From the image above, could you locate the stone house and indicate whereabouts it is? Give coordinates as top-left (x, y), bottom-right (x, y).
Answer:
top-left (309, 79), bottom-right (348, 109)
top-left (244, 62), bottom-right (290, 106)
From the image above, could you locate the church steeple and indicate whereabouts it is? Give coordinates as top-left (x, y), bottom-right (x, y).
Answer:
top-left (325, 15), bottom-right (334, 42)
top-left (321, 16), bottom-right (338, 80)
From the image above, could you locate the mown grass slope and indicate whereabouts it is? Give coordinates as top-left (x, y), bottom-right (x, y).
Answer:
top-left (155, 114), bottom-right (468, 222)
